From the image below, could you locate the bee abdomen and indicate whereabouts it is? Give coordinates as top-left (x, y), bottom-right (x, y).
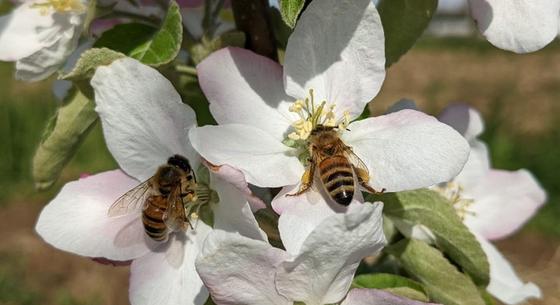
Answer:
top-left (319, 157), bottom-right (355, 206)
top-left (142, 196), bottom-right (168, 242)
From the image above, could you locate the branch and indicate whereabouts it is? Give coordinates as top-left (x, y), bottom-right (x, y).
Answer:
top-left (231, 0), bottom-right (278, 61)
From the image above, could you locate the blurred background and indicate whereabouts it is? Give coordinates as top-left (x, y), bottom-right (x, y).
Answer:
top-left (0, 0), bottom-right (559, 304)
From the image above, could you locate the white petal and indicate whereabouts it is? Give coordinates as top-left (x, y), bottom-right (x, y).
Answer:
top-left (463, 169), bottom-right (547, 240)
top-left (189, 124), bottom-right (304, 187)
top-left (438, 104), bottom-right (485, 142)
top-left (342, 110), bottom-right (470, 192)
top-left (475, 234), bottom-right (541, 304)
top-left (274, 185), bottom-right (339, 255)
top-left (284, 0), bottom-right (385, 119)
top-left (454, 139), bottom-right (490, 189)
top-left (129, 223), bottom-right (212, 305)
top-left (469, 0), bottom-right (560, 53)
top-left (35, 170), bottom-right (150, 261)
top-left (0, 2), bottom-right (56, 61)
top-left (92, 57), bottom-right (199, 181)
top-left (210, 172), bottom-right (267, 241)
top-left (276, 202), bottom-right (386, 305)
top-left (342, 288), bottom-right (439, 305)
top-left (197, 47), bottom-right (294, 141)
top-left (15, 13), bottom-right (83, 81)
top-left (196, 231), bottom-right (290, 305)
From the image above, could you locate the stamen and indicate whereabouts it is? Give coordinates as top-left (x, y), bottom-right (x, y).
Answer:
top-left (433, 181), bottom-right (476, 221)
top-left (31, 0), bottom-right (85, 14)
top-left (286, 88), bottom-right (350, 141)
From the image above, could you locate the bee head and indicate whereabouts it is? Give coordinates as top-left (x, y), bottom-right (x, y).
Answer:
top-left (167, 154), bottom-right (192, 173)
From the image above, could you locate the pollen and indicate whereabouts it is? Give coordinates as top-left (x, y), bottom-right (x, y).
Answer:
top-left (433, 181), bottom-right (475, 220)
top-left (31, 0), bottom-right (85, 15)
top-left (287, 89), bottom-right (348, 141)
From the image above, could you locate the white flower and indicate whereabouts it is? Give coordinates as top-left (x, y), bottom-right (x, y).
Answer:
top-left (36, 58), bottom-right (266, 305)
top-left (197, 202), bottom-right (389, 305)
top-left (189, 0), bottom-right (469, 235)
top-left (435, 104), bottom-right (547, 304)
top-left (0, 0), bottom-right (87, 81)
top-left (468, 0), bottom-right (560, 53)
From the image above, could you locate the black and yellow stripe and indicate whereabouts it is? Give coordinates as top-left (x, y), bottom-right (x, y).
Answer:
top-left (319, 156), bottom-right (355, 206)
top-left (142, 196), bottom-right (169, 241)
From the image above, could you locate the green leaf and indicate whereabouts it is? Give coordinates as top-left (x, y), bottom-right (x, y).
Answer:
top-left (32, 90), bottom-right (97, 190)
top-left (353, 103), bottom-right (371, 122)
top-left (269, 6), bottom-right (293, 49)
top-left (352, 273), bottom-right (429, 302)
top-left (61, 48), bottom-right (125, 81)
top-left (93, 23), bottom-right (158, 54)
top-left (279, 0), bottom-right (305, 28)
top-left (387, 239), bottom-right (486, 305)
top-left (370, 189), bottom-right (490, 286)
top-left (378, 0), bottom-right (438, 67)
top-left (128, 0), bottom-right (183, 66)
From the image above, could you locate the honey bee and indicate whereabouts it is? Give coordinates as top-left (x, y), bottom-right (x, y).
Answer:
top-left (288, 125), bottom-right (384, 205)
top-left (108, 154), bottom-right (202, 242)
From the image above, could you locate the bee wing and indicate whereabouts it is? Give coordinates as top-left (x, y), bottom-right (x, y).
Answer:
top-left (107, 179), bottom-right (153, 217)
top-left (344, 147), bottom-right (370, 177)
top-left (163, 185), bottom-right (188, 232)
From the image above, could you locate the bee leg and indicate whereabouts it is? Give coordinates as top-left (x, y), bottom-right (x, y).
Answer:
top-left (353, 166), bottom-right (385, 194)
top-left (286, 161), bottom-right (316, 197)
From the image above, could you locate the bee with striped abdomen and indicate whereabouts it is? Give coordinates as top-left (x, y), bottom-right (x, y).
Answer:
top-left (288, 125), bottom-right (384, 205)
top-left (108, 154), bottom-right (204, 242)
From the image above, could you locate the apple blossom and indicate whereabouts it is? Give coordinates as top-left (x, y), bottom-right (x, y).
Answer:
top-left (468, 0), bottom-right (560, 53)
top-left (189, 0), bottom-right (470, 235)
top-left (36, 58), bottom-right (266, 305)
top-left (0, 0), bottom-right (87, 81)
top-left (434, 104), bottom-right (547, 304)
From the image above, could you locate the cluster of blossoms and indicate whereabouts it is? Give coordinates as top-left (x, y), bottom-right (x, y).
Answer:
top-left (0, 0), bottom-right (550, 304)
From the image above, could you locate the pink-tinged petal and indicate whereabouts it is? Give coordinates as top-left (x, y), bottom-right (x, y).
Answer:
top-left (276, 202), bottom-right (386, 305)
top-left (342, 288), bottom-right (440, 305)
top-left (196, 231), bottom-right (291, 305)
top-left (454, 139), bottom-right (490, 189)
top-left (36, 170), bottom-right (150, 261)
top-left (342, 110), bottom-right (470, 192)
top-left (204, 160), bottom-right (266, 211)
top-left (438, 104), bottom-right (484, 142)
top-left (129, 223), bottom-right (212, 305)
top-left (210, 170), bottom-right (268, 242)
top-left (92, 58), bottom-right (199, 181)
top-left (463, 169), bottom-right (547, 240)
top-left (0, 2), bottom-right (56, 61)
top-left (475, 234), bottom-right (541, 304)
top-left (469, 0), bottom-right (560, 53)
top-left (189, 124), bottom-right (304, 188)
top-left (284, 0), bottom-right (385, 119)
top-left (197, 47), bottom-right (294, 140)
top-left (16, 14), bottom-right (83, 81)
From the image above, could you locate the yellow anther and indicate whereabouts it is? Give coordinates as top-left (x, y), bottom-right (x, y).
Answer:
top-left (190, 212), bottom-right (199, 220)
top-left (32, 0), bottom-right (85, 14)
top-left (433, 181), bottom-right (475, 221)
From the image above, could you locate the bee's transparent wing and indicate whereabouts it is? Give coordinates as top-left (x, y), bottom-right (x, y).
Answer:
top-left (163, 186), bottom-right (188, 232)
top-left (107, 179), bottom-right (153, 217)
top-left (343, 147), bottom-right (371, 178)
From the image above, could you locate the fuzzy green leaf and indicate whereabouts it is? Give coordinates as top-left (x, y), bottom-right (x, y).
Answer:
top-left (61, 48), bottom-right (125, 81)
top-left (32, 90), bottom-right (97, 190)
top-left (353, 273), bottom-right (429, 302)
top-left (378, 0), bottom-right (438, 67)
top-left (279, 0), bottom-right (305, 28)
top-left (128, 0), bottom-right (183, 65)
top-left (93, 23), bottom-right (158, 54)
top-left (387, 239), bottom-right (486, 305)
top-left (370, 189), bottom-right (490, 286)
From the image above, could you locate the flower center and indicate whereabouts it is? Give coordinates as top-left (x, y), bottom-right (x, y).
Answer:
top-left (433, 181), bottom-right (475, 220)
top-left (31, 0), bottom-right (85, 15)
top-left (287, 89), bottom-right (350, 141)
